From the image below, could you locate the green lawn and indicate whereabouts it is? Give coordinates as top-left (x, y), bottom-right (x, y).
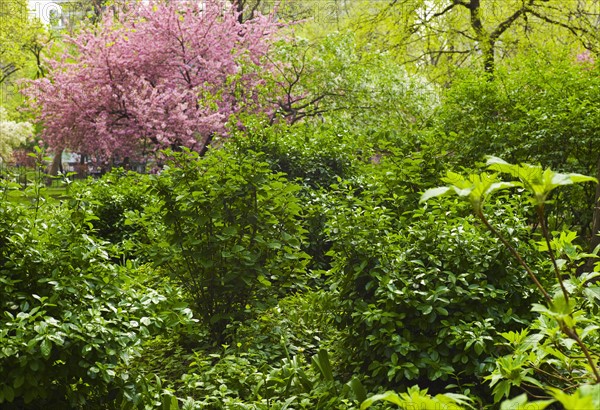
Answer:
top-left (5, 186), bottom-right (68, 204)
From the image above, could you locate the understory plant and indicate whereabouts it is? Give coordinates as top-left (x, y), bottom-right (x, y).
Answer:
top-left (0, 162), bottom-right (194, 408)
top-left (325, 154), bottom-right (539, 391)
top-left (150, 148), bottom-right (310, 342)
top-left (422, 156), bottom-right (600, 406)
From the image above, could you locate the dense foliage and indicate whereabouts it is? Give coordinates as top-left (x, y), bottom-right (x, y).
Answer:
top-left (26, 0), bottom-right (279, 158)
top-left (0, 170), bottom-right (193, 408)
top-left (1, 0), bottom-right (599, 408)
top-left (150, 148), bottom-right (310, 340)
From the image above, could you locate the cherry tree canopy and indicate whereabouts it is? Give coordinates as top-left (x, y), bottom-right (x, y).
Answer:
top-left (26, 0), bottom-right (279, 158)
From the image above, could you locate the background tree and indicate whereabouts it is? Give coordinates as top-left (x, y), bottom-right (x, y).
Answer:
top-left (345, 0), bottom-right (600, 80)
top-left (432, 53), bottom-right (600, 265)
top-left (0, 106), bottom-right (33, 163)
top-left (1, 0), bottom-right (60, 120)
top-left (0, 0), bottom-right (30, 85)
top-left (0, 0), bottom-right (57, 84)
top-left (230, 0), bottom-right (347, 23)
top-left (26, 0), bottom-right (280, 162)
top-left (268, 31), bottom-right (437, 131)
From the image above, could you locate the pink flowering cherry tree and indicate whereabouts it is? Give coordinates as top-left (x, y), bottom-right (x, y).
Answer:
top-left (26, 0), bottom-right (279, 161)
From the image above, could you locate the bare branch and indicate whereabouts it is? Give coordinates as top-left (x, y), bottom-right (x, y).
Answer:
top-left (490, 0), bottom-right (534, 41)
top-left (425, 2), bottom-right (462, 21)
top-left (527, 9), bottom-right (592, 43)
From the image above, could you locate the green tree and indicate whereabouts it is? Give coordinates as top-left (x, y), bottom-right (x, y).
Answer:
top-left (345, 0), bottom-right (600, 79)
top-left (434, 56), bottom-right (600, 261)
top-left (0, 0), bottom-right (51, 84)
top-left (269, 31), bottom-right (437, 132)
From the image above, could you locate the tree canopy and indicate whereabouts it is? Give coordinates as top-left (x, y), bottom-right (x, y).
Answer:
top-left (344, 0), bottom-right (600, 79)
top-left (26, 0), bottom-right (280, 159)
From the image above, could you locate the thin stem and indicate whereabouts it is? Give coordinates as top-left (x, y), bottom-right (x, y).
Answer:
top-left (533, 365), bottom-right (579, 387)
top-left (478, 208), bottom-right (600, 384)
top-left (536, 205), bottom-right (569, 303)
top-left (476, 209), bottom-right (552, 304)
top-left (561, 324), bottom-right (600, 383)
top-left (534, 206), bottom-right (599, 382)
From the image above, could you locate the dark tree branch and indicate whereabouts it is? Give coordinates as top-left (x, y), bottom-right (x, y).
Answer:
top-left (425, 2), bottom-right (462, 21)
top-left (527, 8), bottom-right (595, 49)
top-left (0, 63), bottom-right (19, 84)
top-left (490, 0), bottom-right (534, 41)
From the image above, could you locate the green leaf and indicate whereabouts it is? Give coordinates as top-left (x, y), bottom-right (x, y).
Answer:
top-left (312, 349), bottom-right (334, 382)
top-left (580, 324), bottom-right (600, 340)
top-left (493, 380), bottom-right (512, 402)
top-left (500, 394), bottom-right (554, 410)
top-left (549, 386), bottom-right (597, 410)
top-left (486, 156), bottom-right (597, 204)
top-left (161, 393), bottom-right (179, 410)
top-left (485, 156), bottom-right (515, 175)
top-left (420, 186), bottom-right (451, 203)
top-left (583, 287), bottom-right (600, 304)
top-left (2, 385), bottom-right (14, 403)
top-left (347, 378), bottom-right (367, 403)
top-left (361, 391), bottom-right (403, 409)
top-left (552, 172), bottom-right (596, 186)
top-left (485, 181), bottom-right (518, 196)
top-left (13, 376), bottom-right (24, 389)
top-left (361, 387), bottom-right (469, 410)
top-left (577, 384), bottom-right (600, 409)
top-left (40, 339), bottom-right (52, 359)
top-left (257, 275), bottom-right (272, 287)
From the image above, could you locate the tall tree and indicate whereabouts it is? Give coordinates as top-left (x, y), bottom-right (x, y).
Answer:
top-left (346, 0), bottom-right (600, 79)
top-left (26, 0), bottom-right (280, 160)
top-left (0, 0), bottom-right (50, 85)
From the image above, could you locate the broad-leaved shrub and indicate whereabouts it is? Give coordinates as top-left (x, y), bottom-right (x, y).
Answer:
top-left (151, 148), bottom-right (310, 341)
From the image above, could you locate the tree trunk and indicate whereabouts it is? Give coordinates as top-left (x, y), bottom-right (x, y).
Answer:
top-left (199, 133), bottom-right (215, 157)
top-left (46, 148), bottom-right (64, 186)
top-left (235, 0), bottom-right (245, 24)
top-left (577, 155), bottom-right (600, 276)
top-left (482, 40), bottom-right (495, 78)
top-left (583, 155), bottom-right (600, 274)
top-left (467, 0), bottom-right (495, 79)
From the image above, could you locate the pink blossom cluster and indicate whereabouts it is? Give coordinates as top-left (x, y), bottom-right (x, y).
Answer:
top-left (26, 0), bottom-right (279, 158)
top-left (576, 50), bottom-right (596, 66)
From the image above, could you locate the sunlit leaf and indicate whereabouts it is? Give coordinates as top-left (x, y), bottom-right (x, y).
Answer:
top-left (420, 186), bottom-right (451, 203)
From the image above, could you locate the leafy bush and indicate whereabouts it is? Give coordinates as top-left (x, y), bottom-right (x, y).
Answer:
top-left (423, 157), bottom-right (600, 403)
top-left (324, 159), bottom-right (541, 392)
top-left (130, 290), bottom-right (361, 409)
top-left (0, 180), bottom-right (194, 408)
top-left (435, 59), bottom-right (600, 239)
top-left (231, 119), bottom-right (366, 189)
top-left (68, 170), bottom-right (154, 246)
top-left (361, 385), bottom-right (472, 410)
top-left (176, 347), bottom-right (364, 409)
top-left (150, 148), bottom-right (310, 340)
top-left (230, 290), bottom-right (341, 366)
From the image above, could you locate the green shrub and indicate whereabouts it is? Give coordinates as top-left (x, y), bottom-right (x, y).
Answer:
top-left (323, 161), bottom-right (541, 392)
top-left (230, 290), bottom-right (341, 365)
top-left (231, 119), bottom-right (366, 189)
top-left (176, 347), bottom-right (364, 409)
top-left (0, 185), bottom-right (193, 408)
top-left (423, 158), bottom-right (600, 404)
top-left (435, 59), bottom-right (600, 239)
top-left (150, 148), bottom-right (310, 341)
top-left (68, 169), bottom-right (155, 246)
